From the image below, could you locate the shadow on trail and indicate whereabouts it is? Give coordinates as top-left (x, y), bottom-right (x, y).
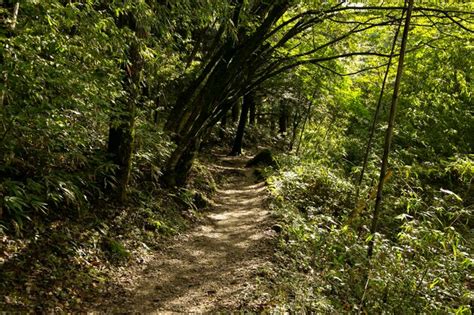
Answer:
top-left (0, 217), bottom-right (117, 312)
top-left (104, 155), bottom-right (274, 313)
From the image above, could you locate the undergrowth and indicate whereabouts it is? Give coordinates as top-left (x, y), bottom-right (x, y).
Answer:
top-left (264, 154), bottom-right (473, 313)
top-left (0, 152), bottom-right (218, 311)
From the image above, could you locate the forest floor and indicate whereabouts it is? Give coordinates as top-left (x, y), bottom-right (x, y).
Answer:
top-left (93, 153), bottom-right (276, 312)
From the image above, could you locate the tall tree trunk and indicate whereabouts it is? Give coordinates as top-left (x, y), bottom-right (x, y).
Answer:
top-left (161, 136), bottom-right (200, 187)
top-left (249, 96), bottom-right (256, 126)
top-left (296, 94), bottom-right (316, 155)
top-left (230, 92), bottom-right (253, 156)
top-left (289, 111), bottom-right (300, 151)
top-left (278, 102), bottom-right (288, 136)
top-left (232, 99), bottom-right (241, 123)
top-left (10, 2), bottom-right (19, 30)
top-left (351, 9), bottom-right (404, 220)
top-left (107, 39), bottom-right (142, 201)
top-left (107, 13), bottom-right (145, 201)
top-left (161, 2), bottom-right (289, 187)
top-left (367, 0), bottom-right (414, 258)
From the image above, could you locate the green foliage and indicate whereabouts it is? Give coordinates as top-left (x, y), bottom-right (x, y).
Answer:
top-left (190, 160), bottom-right (218, 195)
top-left (260, 15), bottom-right (473, 309)
top-left (132, 126), bottom-right (174, 188)
top-left (267, 158), bottom-right (472, 313)
top-left (144, 218), bottom-right (174, 235)
top-left (1, 0), bottom-right (472, 312)
top-left (2, 1), bottom-right (119, 226)
top-left (0, 0), bottom-right (175, 229)
top-left (269, 156), bottom-right (354, 217)
top-left (102, 238), bottom-right (130, 262)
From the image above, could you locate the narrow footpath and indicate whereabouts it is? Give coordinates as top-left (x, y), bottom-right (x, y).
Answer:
top-left (99, 154), bottom-right (275, 312)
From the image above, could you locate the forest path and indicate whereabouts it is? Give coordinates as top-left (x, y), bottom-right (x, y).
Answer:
top-left (105, 153), bottom-right (274, 312)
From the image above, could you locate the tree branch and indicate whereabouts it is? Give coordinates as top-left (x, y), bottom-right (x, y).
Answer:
top-left (443, 12), bottom-right (474, 33)
top-left (315, 62), bottom-right (390, 76)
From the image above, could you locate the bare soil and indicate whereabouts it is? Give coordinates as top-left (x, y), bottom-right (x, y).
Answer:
top-left (95, 154), bottom-right (275, 312)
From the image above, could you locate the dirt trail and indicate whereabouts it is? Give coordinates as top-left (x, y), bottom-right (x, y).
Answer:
top-left (103, 154), bottom-right (274, 312)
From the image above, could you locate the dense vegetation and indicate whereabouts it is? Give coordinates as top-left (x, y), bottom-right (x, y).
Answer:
top-left (1, 0), bottom-right (472, 312)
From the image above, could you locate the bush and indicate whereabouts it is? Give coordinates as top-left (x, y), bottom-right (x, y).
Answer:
top-left (264, 157), bottom-right (473, 313)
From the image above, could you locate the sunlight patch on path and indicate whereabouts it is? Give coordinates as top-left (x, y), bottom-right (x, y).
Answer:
top-left (97, 155), bottom-right (275, 313)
